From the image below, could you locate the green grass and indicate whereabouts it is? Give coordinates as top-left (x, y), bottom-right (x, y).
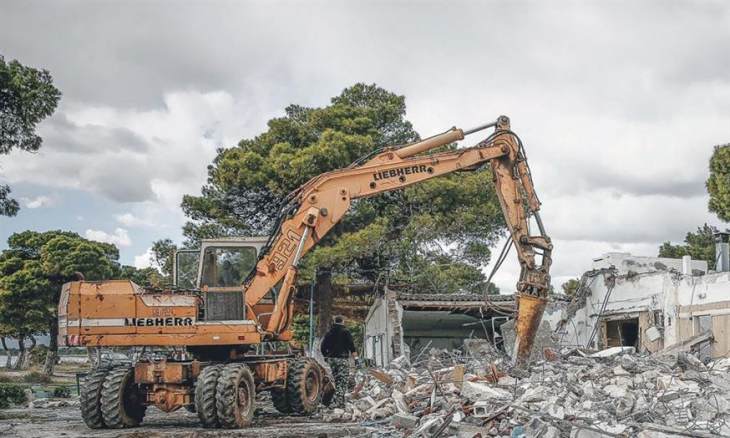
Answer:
top-left (22, 371), bottom-right (51, 384)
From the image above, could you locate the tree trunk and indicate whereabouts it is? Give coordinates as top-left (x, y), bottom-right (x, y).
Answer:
top-left (43, 317), bottom-right (59, 376)
top-left (1, 337), bottom-right (12, 369)
top-left (21, 336), bottom-right (36, 369)
top-left (14, 337), bottom-right (25, 370)
top-left (315, 269), bottom-right (333, 336)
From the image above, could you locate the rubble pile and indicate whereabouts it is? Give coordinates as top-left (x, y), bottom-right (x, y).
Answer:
top-left (324, 341), bottom-right (730, 437)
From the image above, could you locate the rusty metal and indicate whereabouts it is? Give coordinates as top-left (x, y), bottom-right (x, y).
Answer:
top-left (513, 293), bottom-right (548, 364)
top-left (146, 384), bottom-right (192, 412)
top-left (251, 360), bottom-right (288, 386)
top-left (134, 360), bottom-right (200, 384)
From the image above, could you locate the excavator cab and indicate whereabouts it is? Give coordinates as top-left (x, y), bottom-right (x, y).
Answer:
top-left (173, 237), bottom-right (267, 290)
top-left (173, 238), bottom-right (268, 321)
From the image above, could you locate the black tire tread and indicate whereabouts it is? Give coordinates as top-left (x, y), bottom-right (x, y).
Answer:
top-left (100, 367), bottom-right (144, 428)
top-left (286, 358), bottom-right (321, 415)
top-left (215, 364), bottom-right (255, 429)
top-left (80, 367), bottom-right (109, 429)
top-left (271, 387), bottom-right (291, 413)
top-left (195, 364), bottom-right (222, 428)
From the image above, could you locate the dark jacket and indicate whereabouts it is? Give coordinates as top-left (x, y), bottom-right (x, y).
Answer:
top-left (321, 324), bottom-right (356, 358)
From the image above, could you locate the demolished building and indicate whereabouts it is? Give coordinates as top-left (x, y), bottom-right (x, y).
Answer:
top-left (557, 245), bottom-right (730, 359)
top-left (364, 289), bottom-right (567, 366)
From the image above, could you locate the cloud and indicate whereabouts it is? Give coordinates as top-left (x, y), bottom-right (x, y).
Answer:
top-left (1, 1), bottom-right (729, 285)
top-left (115, 213), bottom-right (155, 228)
top-left (85, 228), bottom-right (132, 247)
top-left (19, 195), bottom-right (55, 209)
top-left (40, 114), bottom-right (148, 154)
top-left (1, 90), bottom-right (249, 205)
top-left (134, 247), bottom-right (153, 269)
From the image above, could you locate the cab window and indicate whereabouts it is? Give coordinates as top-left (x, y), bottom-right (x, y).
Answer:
top-left (200, 247), bottom-right (257, 288)
top-left (175, 250), bottom-right (200, 289)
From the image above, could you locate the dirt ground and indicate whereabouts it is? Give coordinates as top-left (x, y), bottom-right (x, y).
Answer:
top-left (0, 360), bottom-right (386, 438)
top-left (0, 404), bottom-right (377, 438)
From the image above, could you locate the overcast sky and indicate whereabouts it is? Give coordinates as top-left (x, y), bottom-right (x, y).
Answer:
top-left (1, 0), bottom-right (728, 292)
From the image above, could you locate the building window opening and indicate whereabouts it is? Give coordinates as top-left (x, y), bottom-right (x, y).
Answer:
top-left (605, 318), bottom-right (639, 348)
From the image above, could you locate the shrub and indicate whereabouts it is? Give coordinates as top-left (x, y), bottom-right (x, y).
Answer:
top-left (22, 371), bottom-right (51, 384)
top-left (29, 345), bottom-right (49, 366)
top-left (0, 384), bottom-right (26, 409)
top-left (52, 386), bottom-right (71, 398)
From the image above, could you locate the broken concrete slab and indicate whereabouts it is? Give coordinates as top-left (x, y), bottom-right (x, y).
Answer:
top-left (461, 380), bottom-right (511, 402)
top-left (589, 346), bottom-right (635, 358)
top-left (390, 412), bottom-right (418, 429)
top-left (646, 326), bottom-right (662, 342)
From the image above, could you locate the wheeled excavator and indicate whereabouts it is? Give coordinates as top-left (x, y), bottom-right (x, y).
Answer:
top-left (58, 115), bottom-right (552, 429)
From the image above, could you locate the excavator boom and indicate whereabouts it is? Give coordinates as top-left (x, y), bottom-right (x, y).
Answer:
top-left (248, 115), bottom-right (552, 364)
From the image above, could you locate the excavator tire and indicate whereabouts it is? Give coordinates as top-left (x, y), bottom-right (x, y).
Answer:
top-left (215, 364), bottom-right (255, 428)
top-left (100, 367), bottom-right (146, 428)
top-left (80, 367), bottom-right (111, 429)
top-left (286, 358), bottom-right (322, 415)
top-left (271, 387), bottom-right (292, 414)
top-left (195, 364), bottom-right (222, 428)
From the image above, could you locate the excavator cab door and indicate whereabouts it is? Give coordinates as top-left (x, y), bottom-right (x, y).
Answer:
top-left (173, 249), bottom-right (199, 289)
top-left (173, 237), bottom-right (269, 322)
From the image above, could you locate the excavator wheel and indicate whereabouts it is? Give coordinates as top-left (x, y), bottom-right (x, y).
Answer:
top-left (286, 358), bottom-right (322, 415)
top-left (80, 366), bottom-right (111, 429)
top-left (271, 387), bottom-right (292, 414)
top-left (100, 367), bottom-right (146, 428)
top-left (195, 364), bottom-right (222, 428)
top-left (215, 364), bottom-right (256, 428)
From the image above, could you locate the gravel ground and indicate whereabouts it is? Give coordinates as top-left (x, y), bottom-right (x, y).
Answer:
top-left (0, 404), bottom-right (374, 438)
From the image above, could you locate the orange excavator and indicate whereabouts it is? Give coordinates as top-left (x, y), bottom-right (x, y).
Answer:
top-left (58, 115), bottom-right (552, 429)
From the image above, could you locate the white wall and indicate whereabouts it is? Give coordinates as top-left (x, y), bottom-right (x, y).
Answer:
top-left (592, 252), bottom-right (707, 275)
top-left (559, 271), bottom-right (664, 348)
top-left (561, 254), bottom-right (730, 352)
top-left (363, 295), bottom-right (404, 366)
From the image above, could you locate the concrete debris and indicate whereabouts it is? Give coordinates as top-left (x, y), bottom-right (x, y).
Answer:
top-left (390, 412), bottom-right (419, 429)
top-left (589, 346), bottom-right (635, 357)
top-left (319, 344), bottom-right (730, 437)
top-left (29, 398), bottom-right (80, 409)
top-left (645, 326), bottom-right (662, 342)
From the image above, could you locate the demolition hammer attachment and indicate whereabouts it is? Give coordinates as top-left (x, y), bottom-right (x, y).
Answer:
top-left (513, 294), bottom-right (548, 364)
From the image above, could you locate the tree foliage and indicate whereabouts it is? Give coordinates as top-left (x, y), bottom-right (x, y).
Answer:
top-left (118, 265), bottom-right (166, 288)
top-left (150, 238), bottom-right (177, 277)
top-left (658, 224), bottom-right (721, 270)
top-left (0, 230), bottom-right (158, 374)
top-left (182, 84), bottom-right (506, 295)
top-left (561, 278), bottom-right (580, 297)
top-left (0, 56), bottom-right (61, 216)
top-left (707, 144), bottom-right (730, 222)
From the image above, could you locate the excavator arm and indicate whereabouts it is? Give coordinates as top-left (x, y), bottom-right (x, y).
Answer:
top-left (244, 115), bottom-right (552, 364)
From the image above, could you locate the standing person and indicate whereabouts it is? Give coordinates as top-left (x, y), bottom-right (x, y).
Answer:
top-left (320, 315), bottom-right (357, 408)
